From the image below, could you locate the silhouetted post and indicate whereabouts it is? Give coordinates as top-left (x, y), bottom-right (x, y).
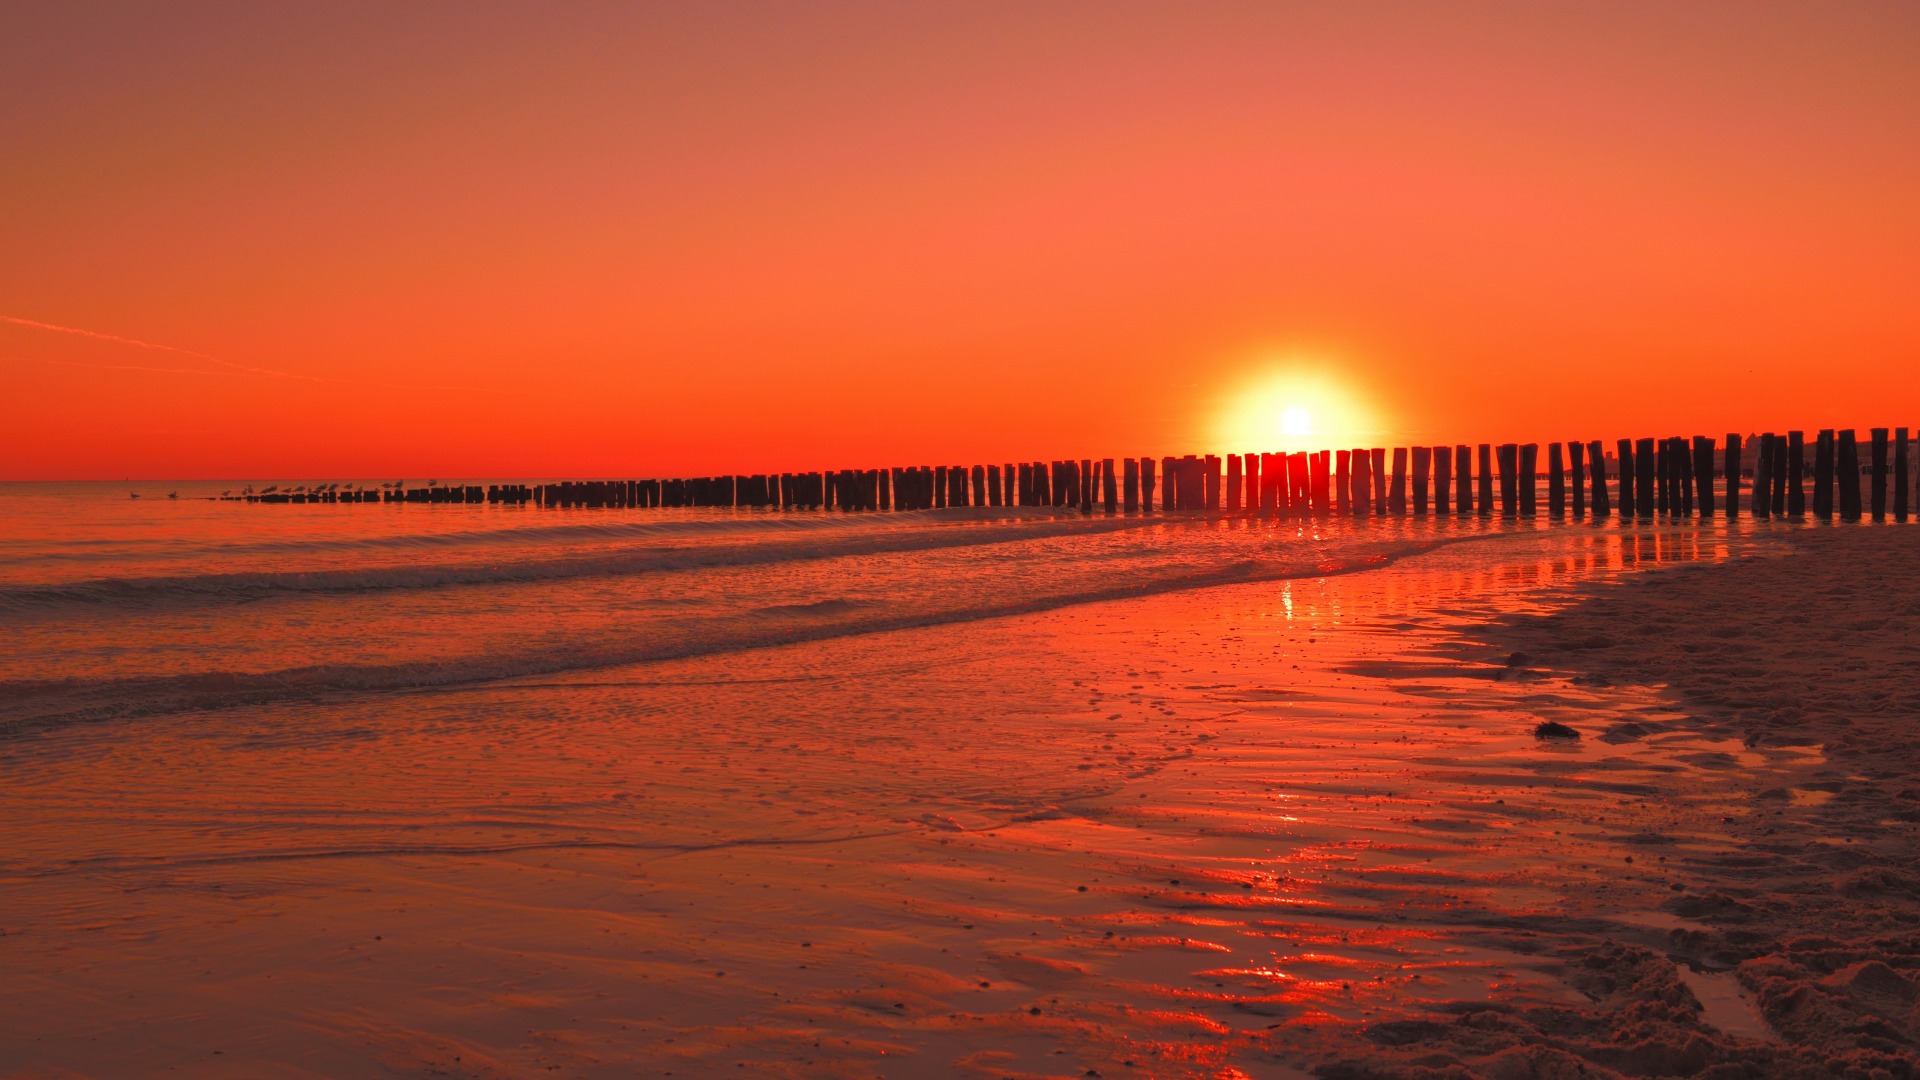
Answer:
top-left (1766, 436), bottom-right (1784, 517)
top-left (1838, 429), bottom-right (1863, 521)
top-left (1786, 432), bottom-right (1805, 517)
top-left (985, 464), bottom-right (1001, 507)
top-left (1141, 457), bottom-right (1157, 512)
top-left (1587, 441), bottom-right (1610, 518)
top-left (1204, 455), bottom-right (1221, 511)
top-left (1226, 455), bottom-right (1242, 511)
top-left (1290, 453), bottom-right (1311, 515)
top-left (1871, 428), bottom-right (1889, 521)
top-left (1123, 458), bottom-right (1139, 512)
top-left (1496, 443), bottom-right (1518, 516)
top-left (1570, 441), bottom-right (1587, 518)
top-left (1634, 438), bottom-right (1656, 519)
top-left (1476, 444), bottom-right (1494, 517)
top-left (1336, 450), bottom-right (1351, 514)
top-left (1102, 458), bottom-right (1118, 513)
top-left (969, 465), bottom-right (984, 508)
top-left (1690, 437), bottom-right (1713, 517)
top-left (1311, 451), bottom-right (1331, 513)
top-left (1720, 434), bottom-right (1739, 519)
top-left (1752, 434), bottom-right (1773, 520)
top-left (1156, 456), bottom-right (1172, 511)
top-left (1432, 446), bottom-right (1451, 516)
top-left (1390, 448), bottom-right (1408, 515)
top-left (1519, 444), bottom-right (1538, 516)
top-left (1412, 446), bottom-right (1430, 515)
top-left (1616, 439), bottom-right (1635, 520)
top-left (1454, 445), bottom-right (1472, 515)
top-left (1813, 430), bottom-right (1834, 520)
top-left (1368, 448), bottom-right (1386, 514)
top-left (1238, 453), bottom-right (1256, 514)
top-left (1653, 440), bottom-right (1668, 516)
top-left (1896, 428), bottom-right (1910, 523)
top-left (1548, 443), bottom-right (1566, 518)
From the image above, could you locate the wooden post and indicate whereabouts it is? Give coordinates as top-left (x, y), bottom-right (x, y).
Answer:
top-left (1616, 439), bottom-right (1635, 519)
top-left (1353, 449), bottom-right (1373, 516)
top-left (1519, 443), bottom-right (1538, 516)
top-left (970, 465), bottom-right (985, 508)
top-left (1336, 450), bottom-right (1352, 514)
top-left (1241, 453), bottom-right (1259, 514)
top-left (1634, 438), bottom-right (1655, 519)
top-left (1204, 455), bottom-right (1221, 511)
top-left (1569, 440), bottom-right (1586, 519)
top-left (1896, 428), bottom-right (1910, 523)
top-left (1411, 446), bottom-right (1430, 515)
top-left (1311, 451), bottom-right (1331, 513)
top-left (1548, 443), bottom-right (1565, 518)
top-left (1390, 447), bottom-right (1408, 515)
top-left (1496, 443), bottom-right (1518, 517)
top-left (1587, 440), bottom-right (1610, 518)
top-left (986, 464), bottom-right (1002, 507)
top-left (1432, 446), bottom-right (1451, 516)
top-left (1226, 454), bottom-right (1242, 511)
top-left (1369, 448), bottom-right (1386, 514)
top-left (1477, 444), bottom-right (1494, 517)
top-left (1752, 434), bottom-right (1773, 520)
top-left (1871, 428), bottom-right (1889, 521)
top-left (1454, 445), bottom-right (1472, 515)
top-left (1690, 436), bottom-right (1713, 517)
top-left (1786, 432), bottom-right (1805, 517)
top-left (1813, 431), bottom-right (1834, 520)
top-left (1123, 457), bottom-right (1139, 512)
top-left (1141, 457), bottom-right (1157, 512)
top-left (1722, 434), bottom-right (1741, 519)
top-left (1767, 436), bottom-right (1785, 517)
top-left (1103, 458), bottom-right (1118, 513)
top-left (1838, 429), bottom-right (1863, 521)
top-left (1160, 456), bottom-right (1176, 511)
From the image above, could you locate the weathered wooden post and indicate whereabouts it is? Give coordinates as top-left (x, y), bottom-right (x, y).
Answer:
top-left (1103, 458), bottom-right (1118, 513)
top-left (1519, 443), bottom-right (1538, 516)
top-left (1722, 434), bottom-right (1741, 519)
top-left (1838, 429), bottom-right (1863, 521)
top-left (1141, 457), bottom-right (1157, 512)
top-left (1813, 430), bottom-right (1834, 520)
top-left (1786, 432), bottom-right (1805, 517)
top-left (1369, 448), bottom-right (1386, 514)
top-left (1871, 428), bottom-right (1889, 522)
top-left (1766, 436), bottom-right (1785, 517)
top-left (1496, 443), bottom-right (1518, 517)
top-left (1691, 436), bottom-right (1714, 517)
top-left (1752, 434), bottom-right (1773, 520)
top-left (1587, 441), bottom-right (1610, 518)
top-left (1570, 440), bottom-right (1587, 518)
top-left (986, 464), bottom-right (1001, 507)
top-left (1389, 447), bottom-right (1408, 515)
top-left (1477, 444), bottom-right (1494, 517)
top-left (1336, 451), bottom-right (1352, 514)
top-left (1242, 453), bottom-right (1260, 514)
top-left (970, 465), bottom-right (985, 508)
top-left (1634, 438), bottom-right (1656, 519)
top-left (1411, 446), bottom-right (1430, 515)
top-left (1617, 439), bottom-right (1636, 520)
top-left (1204, 455), bottom-right (1221, 511)
top-left (1454, 445), bottom-right (1472, 515)
top-left (1017, 462), bottom-right (1033, 506)
top-left (1896, 428), bottom-right (1910, 523)
top-left (1432, 446), bottom-right (1451, 516)
top-left (1548, 443), bottom-right (1566, 518)
top-left (1159, 456), bottom-right (1175, 511)
top-left (1311, 451), bottom-right (1331, 513)
top-left (1652, 440), bottom-right (1668, 516)
top-left (1226, 454), bottom-right (1242, 511)
top-left (1123, 458), bottom-right (1140, 512)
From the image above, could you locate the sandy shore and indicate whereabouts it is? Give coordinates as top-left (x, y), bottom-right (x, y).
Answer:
top-left (3, 523), bottom-right (1915, 1077)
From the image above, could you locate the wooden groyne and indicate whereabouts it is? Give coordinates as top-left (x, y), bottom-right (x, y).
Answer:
top-left (234, 429), bottom-right (1914, 522)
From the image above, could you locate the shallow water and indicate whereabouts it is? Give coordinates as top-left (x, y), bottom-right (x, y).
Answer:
top-left (0, 485), bottom-right (1810, 1076)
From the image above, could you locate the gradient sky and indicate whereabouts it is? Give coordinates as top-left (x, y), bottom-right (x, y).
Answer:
top-left (4, 2), bottom-right (1916, 479)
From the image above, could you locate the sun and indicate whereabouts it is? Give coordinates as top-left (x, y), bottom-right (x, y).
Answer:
top-left (1211, 356), bottom-right (1383, 452)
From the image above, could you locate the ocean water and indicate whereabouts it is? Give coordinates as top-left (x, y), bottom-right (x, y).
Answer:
top-left (0, 481), bottom-right (1574, 732)
top-left (3, 480), bottom-right (1807, 1075)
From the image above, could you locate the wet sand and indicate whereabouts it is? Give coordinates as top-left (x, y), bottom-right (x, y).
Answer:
top-left (3, 523), bottom-right (1914, 1077)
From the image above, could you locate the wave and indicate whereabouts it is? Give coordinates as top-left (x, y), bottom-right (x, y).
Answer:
top-left (0, 534), bottom-right (1486, 734)
top-left (0, 511), bottom-right (1153, 615)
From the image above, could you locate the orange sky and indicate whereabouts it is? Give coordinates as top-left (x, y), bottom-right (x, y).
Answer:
top-left (3, 3), bottom-right (1916, 480)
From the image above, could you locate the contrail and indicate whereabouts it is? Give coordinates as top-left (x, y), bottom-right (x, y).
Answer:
top-left (1, 313), bottom-right (507, 394)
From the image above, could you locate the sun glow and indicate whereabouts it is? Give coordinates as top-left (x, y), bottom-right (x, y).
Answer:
top-left (1214, 359), bottom-right (1384, 453)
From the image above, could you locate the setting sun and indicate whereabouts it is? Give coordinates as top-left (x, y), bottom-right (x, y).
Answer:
top-left (1214, 359), bottom-right (1385, 453)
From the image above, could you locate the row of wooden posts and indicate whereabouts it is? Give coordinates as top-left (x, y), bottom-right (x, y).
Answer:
top-left (245, 428), bottom-right (1919, 523)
